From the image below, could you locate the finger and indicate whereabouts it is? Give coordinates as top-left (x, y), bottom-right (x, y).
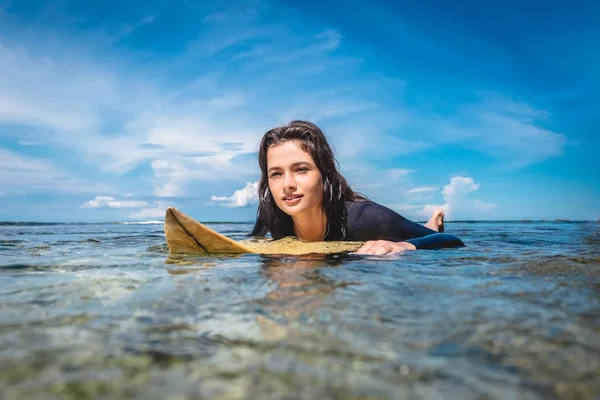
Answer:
top-left (354, 244), bottom-right (370, 254)
top-left (355, 241), bottom-right (376, 255)
top-left (375, 246), bottom-right (389, 255)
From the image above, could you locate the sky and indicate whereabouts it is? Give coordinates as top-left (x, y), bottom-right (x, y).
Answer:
top-left (0, 0), bottom-right (599, 222)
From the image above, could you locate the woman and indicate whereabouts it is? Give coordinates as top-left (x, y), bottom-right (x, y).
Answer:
top-left (250, 120), bottom-right (464, 255)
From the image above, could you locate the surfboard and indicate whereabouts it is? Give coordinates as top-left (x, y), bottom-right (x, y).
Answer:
top-left (164, 207), bottom-right (365, 255)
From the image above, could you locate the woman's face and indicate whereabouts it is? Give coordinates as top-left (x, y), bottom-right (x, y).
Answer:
top-left (266, 141), bottom-right (324, 217)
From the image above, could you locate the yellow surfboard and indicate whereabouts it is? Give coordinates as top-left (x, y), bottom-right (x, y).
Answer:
top-left (164, 207), bottom-right (365, 255)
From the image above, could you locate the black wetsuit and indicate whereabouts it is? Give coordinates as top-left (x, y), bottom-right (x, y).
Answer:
top-left (249, 200), bottom-right (464, 250)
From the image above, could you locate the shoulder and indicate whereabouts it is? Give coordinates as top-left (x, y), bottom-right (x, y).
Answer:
top-left (345, 200), bottom-right (401, 220)
top-left (343, 200), bottom-right (408, 241)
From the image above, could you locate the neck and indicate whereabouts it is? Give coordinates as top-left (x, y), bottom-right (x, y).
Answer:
top-left (292, 206), bottom-right (328, 242)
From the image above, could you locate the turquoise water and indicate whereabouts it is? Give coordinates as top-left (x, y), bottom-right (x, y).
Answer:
top-left (1, 221), bottom-right (599, 399)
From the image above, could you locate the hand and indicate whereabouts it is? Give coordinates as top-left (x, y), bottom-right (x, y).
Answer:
top-left (354, 240), bottom-right (416, 255)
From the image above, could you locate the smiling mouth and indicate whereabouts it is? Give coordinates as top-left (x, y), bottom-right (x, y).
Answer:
top-left (283, 195), bottom-right (303, 203)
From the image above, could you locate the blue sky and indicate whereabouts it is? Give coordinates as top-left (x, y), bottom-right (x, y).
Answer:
top-left (0, 0), bottom-right (598, 222)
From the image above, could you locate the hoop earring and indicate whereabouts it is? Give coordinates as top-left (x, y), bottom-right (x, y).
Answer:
top-left (324, 178), bottom-right (334, 202)
top-left (262, 187), bottom-right (270, 201)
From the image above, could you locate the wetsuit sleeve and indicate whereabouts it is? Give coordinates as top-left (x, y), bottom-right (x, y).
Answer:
top-left (406, 233), bottom-right (465, 250)
top-left (345, 201), bottom-right (464, 249)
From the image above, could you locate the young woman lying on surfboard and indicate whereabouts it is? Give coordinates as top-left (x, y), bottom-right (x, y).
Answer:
top-left (249, 120), bottom-right (464, 255)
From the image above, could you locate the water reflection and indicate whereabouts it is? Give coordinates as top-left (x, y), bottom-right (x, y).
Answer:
top-left (256, 254), bottom-right (352, 339)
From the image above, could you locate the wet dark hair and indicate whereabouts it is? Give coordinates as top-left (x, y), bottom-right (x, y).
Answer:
top-left (257, 120), bottom-right (366, 240)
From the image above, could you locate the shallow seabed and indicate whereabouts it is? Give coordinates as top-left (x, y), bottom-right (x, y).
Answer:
top-left (1, 221), bottom-right (599, 399)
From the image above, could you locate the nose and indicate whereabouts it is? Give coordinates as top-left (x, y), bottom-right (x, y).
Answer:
top-left (282, 172), bottom-right (296, 190)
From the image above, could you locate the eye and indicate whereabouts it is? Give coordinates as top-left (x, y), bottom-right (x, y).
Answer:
top-left (269, 172), bottom-right (281, 178)
top-left (296, 167), bottom-right (309, 173)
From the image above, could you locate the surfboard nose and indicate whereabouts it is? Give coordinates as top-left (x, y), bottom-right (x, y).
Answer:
top-left (164, 207), bottom-right (256, 254)
top-left (164, 207), bottom-right (208, 254)
top-left (165, 207), bottom-right (177, 223)
top-left (165, 207), bottom-right (189, 229)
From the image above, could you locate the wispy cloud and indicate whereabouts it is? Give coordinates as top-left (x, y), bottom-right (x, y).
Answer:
top-left (424, 93), bottom-right (568, 167)
top-left (0, 24), bottom-right (263, 197)
top-left (211, 182), bottom-right (259, 208)
top-left (0, 0), bottom-right (592, 221)
top-left (81, 196), bottom-right (148, 209)
top-left (408, 186), bottom-right (438, 193)
top-left (2, 1), bottom-right (564, 198)
top-left (18, 140), bottom-right (44, 146)
top-left (0, 148), bottom-right (109, 195)
top-left (115, 15), bottom-right (156, 41)
top-left (473, 199), bottom-right (496, 212)
top-left (314, 29), bottom-right (342, 51)
top-left (0, 41), bottom-right (118, 134)
top-left (128, 201), bottom-right (170, 220)
top-left (386, 168), bottom-right (413, 180)
top-left (351, 167), bottom-right (414, 191)
top-left (2, 4), bottom-right (359, 175)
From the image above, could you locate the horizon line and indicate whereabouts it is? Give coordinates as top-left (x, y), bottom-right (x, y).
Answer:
top-left (1, 219), bottom-right (598, 225)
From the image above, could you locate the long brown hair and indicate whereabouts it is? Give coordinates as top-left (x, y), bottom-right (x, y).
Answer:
top-left (257, 120), bottom-right (366, 240)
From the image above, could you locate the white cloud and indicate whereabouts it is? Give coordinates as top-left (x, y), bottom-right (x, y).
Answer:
top-left (473, 199), bottom-right (496, 212)
top-left (128, 202), bottom-right (170, 220)
top-left (18, 140), bottom-right (44, 146)
top-left (418, 176), bottom-right (494, 220)
top-left (149, 155), bottom-right (257, 198)
top-left (277, 84), bottom-right (384, 132)
top-left (442, 177), bottom-right (480, 197)
top-left (211, 181), bottom-right (259, 208)
top-left (0, 148), bottom-right (110, 195)
top-left (408, 186), bottom-right (438, 193)
top-left (81, 196), bottom-right (148, 209)
top-left (0, 95), bottom-right (90, 132)
top-left (386, 168), bottom-right (413, 180)
top-left (116, 15), bottom-right (156, 41)
top-left (427, 93), bottom-right (567, 167)
top-left (314, 29), bottom-right (342, 51)
top-left (154, 182), bottom-right (181, 198)
top-left (350, 167), bottom-right (414, 190)
top-left (0, 40), bottom-right (118, 134)
top-left (0, 1), bottom-right (570, 211)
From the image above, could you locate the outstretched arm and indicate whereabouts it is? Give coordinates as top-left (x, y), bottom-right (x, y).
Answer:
top-left (346, 201), bottom-right (464, 254)
top-left (406, 233), bottom-right (464, 249)
top-left (354, 233), bottom-right (465, 255)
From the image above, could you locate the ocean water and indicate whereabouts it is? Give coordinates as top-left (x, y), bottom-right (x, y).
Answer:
top-left (0, 220), bottom-right (599, 399)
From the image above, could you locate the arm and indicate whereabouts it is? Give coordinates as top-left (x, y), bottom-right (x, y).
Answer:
top-left (346, 201), bottom-right (438, 242)
top-left (354, 233), bottom-right (464, 255)
top-left (346, 201), bottom-right (465, 254)
top-left (406, 233), bottom-right (465, 250)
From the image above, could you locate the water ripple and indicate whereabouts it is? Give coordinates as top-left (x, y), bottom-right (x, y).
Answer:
top-left (0, 221), bottom-right (599, 399)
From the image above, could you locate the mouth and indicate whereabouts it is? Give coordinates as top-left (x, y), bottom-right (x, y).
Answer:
top-left (283, 194), bottom-right (303, 205)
